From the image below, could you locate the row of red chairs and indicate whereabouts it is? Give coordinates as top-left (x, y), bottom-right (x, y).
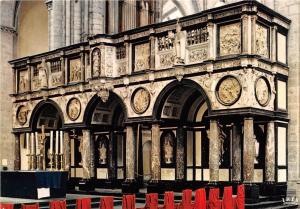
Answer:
top-left (0, 185), bottom-right (244, 209)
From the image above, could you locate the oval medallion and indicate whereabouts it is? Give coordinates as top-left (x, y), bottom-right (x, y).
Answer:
top-left (255, 77), bottom-right (270, 106)
top-left (131, 88), bottom-right (151, 114)
top-left (67, 98), bottom-right (81, 121)
top-left (17, 105), bottom-right (29, 125)
top-left (216, 76), bottom-right (241, 106)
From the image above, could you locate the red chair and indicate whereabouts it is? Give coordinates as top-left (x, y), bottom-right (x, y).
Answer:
top-left (122, 194), bottom-right (136, 209)
top-left (21, 203), bottom-right (39, 209)
top-left (159, 192), bottom-right (175, 209)
top-left (100, 196), bottom-right (114, 209)
top-left (234, 185), bottom-right (245, 209)
top-left (222, 186), bottom-right (234, 209)
top-left (208, 188), bottom-right (221, 209)
top-left (177, 189), bottom-right (193, 209)
top-left (137, 193), bottom-right (158, 209)
top-left (76, 198), bottom-right (91, 209)
top-left (50, 200), bottom-right (67, 209)
top-left (0, 203), bottom-right (14, 209)
top-left (193, 188), bottom-right (206, 209)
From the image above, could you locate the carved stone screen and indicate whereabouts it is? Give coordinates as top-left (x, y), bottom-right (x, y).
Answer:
top-left (256, 24), bottom-right (269, 58)
top-left (219, 22), bottom-right (241, 56)
top-left (134, 43), bottom-right (150, 72)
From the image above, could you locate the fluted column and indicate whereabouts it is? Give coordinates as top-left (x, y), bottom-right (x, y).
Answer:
top-left (126, 125), bottom-right (136, 180)
top-left (243, 118), bottom-right (255, 183)
top-left (209, 120), bottom-right (220, 182)
top-left (265, 121), bottom-right (275, 182)
top-left (151, 124), bottom-right (161, 181)
top-left (82, 130), bottom-right (95, 179)
top-left (92, 0), bottom-right (105, 35)
top-left (232, 124), bottom-right (242, 182)
top-left (176, 126), bottom-right (185, 180)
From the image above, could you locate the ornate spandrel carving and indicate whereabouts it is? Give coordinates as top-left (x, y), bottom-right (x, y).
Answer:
top-left (92, 48), bottom-right (101, 77)
top-left (255, 77), bottom-right (270, 106)
top-left (69, 59), bottom-right (81, 82)
top-left (134, 43), bottom-right (150, 72)
top-left (131, 87), bottom-right (151, 114)
top-left (219, 23), bottom-right (241, 56)
top-left (256, 24), bottom-right (269, 58)
top-left (18, 70), bottom-right (29, 93)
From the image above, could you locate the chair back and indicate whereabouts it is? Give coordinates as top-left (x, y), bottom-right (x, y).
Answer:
top-left (50, 200), bottom-right (66, 209)
top-left (100, 196), bottom-right (114, 209)
top-left (209, 188), bottom-right (221, 209)
top-left (164, 192), bottom-right (175, 209)
top-left (235, 185), bottom-right (245, 209)
top-left (122, 195), bottom-right (136, 209)
top-left (21, 203), bottom-right (39, 209)
top-left (0, 203), bottom-right (14, 209)
top-left (76, 198), bottom-right (91, 209)
top-left (222, 186), bottom-right (234, 209)
top-left (194, 188), bottom-right (206, 209)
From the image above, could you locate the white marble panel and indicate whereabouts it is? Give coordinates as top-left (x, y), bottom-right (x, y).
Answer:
top-left (161, 168), bottom-right (175, 180)
top-left (187, 169), bottom-right (193, 181)
top-left (196, 169), bottom-right (202, 181)
top-left (277, 127), bottom-right (287, 166)
top-left (277, 80), bottom-right (287, 110)
top-left (203, 169), bottom-right (210, 181)
top-left (278, 169), bottom-right (287, 182)
top-left (97, 168), bottom-right (108, 179)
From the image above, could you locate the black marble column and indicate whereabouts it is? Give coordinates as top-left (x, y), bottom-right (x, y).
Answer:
top-left (176, 126), bottom-right (185, 181)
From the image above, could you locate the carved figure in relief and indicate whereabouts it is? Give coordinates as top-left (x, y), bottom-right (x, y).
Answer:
top-left (70, 61), bottom-right (81, 82)
top-left (217, 76), bottom-right (241, 105)
top-left (98, 141), bottom-right (107, 164)
top-left (92, 48), bottom-right (101, 77)
top-left (256, 24), bottom-right (268, 57)
top-left (164, 133), bottom-right (174, 164)
top-left (67, 98), bottom-right (81, 120)
top-left (219, 23), bottom-right (241, 56)
top-left (17, 106), bottom-right (29, 125)
top-left (38, 59), bottom-right (48, 88)
top-left (19, 74), bottom-right (27, 92)
top-left (255, 77), bottom-right (270, 106)
top-left (174, 20), bottom-right (185, 64)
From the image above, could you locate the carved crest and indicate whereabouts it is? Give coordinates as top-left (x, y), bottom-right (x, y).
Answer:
top-left (93, 80), bottom-right (113, 103)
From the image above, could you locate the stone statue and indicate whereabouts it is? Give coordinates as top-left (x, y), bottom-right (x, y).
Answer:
top-left (174, 20), bottom-right (186, 64)
top-left (164, 133), bottom-right (174, 164)
top-left (78, 138), bottom-right (83, 166)
top-left (39, 59), bottom-right (48, 88)
top-left (98, 141), bottom-right (107, 164)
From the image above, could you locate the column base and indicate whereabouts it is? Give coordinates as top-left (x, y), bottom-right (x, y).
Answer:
top-left (147, 181), bottom-right (165, 194)
top-left (78, 179), bottom-right (95, 191)
top-left (122, 179), bottom-right (139, 194)
top-left (244, 183), bottom-right (259, 204)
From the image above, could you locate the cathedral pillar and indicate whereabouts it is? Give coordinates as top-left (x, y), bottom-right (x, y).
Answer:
top-left (151, 124), bottom-right (161, 181)
top-left (243, 118), bottom-right (255, 183)
top-left (82, 130), bottom-right (95, 179)
top-left (14, 134), bottom-right (20, 170)
top-left (176, 126), bottom-right (185, 181)
top-left (265, 121), bottom-right (275, 182)
top-left (125, 125), bottom-right (136, 181)
top-left (232, 123), bottom-right (242, 182)
top-left (209, 120), bottom-right (220, 183)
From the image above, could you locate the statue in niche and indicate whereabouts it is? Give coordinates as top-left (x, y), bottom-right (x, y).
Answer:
top-left (38, 59), bottom-right (48, 88)
top-left (98, 140), bottom-right (107, 165)
top-left (174, 20), bottom-right (185, 64)
top-left (92, 48), bottom-right (101, 77)
top-left (163, 132), bottom-right (174, 164)
top-left (78, 138), bottom-right (83, 166)
top-left (19, 72), bottom-right (27, 92)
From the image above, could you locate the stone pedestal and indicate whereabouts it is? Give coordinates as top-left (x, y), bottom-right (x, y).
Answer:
top-left (243, 118), bottom-right (255, 183)
top-left (232, 124), bottom-right (242, 182)
top-left (209, 120), bottom-right (219, 183)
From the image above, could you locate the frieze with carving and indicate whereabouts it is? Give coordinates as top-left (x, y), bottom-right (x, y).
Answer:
top-left (255, 77), bottom-right (270, 106)
top-left (67, 98), bottom-right (81, 121)
top-left (216, 76), bottom-right (241, 106)
top-left (51, 73), bottom-right (63, 86)
top-left (69, 59), bottom-right (81, 82)
top-left (16, 105), bottom-right (29, 125)
top-left (92, 48), bottom-right (101, 77)
top-left (159, 52), bottom-right (175, 68)
top-left (256, 24), bottom-right (269, 58)
top-left (219, 23), bottom-right (241, 56)
top-left (131, 87), bottom-right (151, 114)
top-left (134, 43), bottom-right (150, 72)
top-left (188, 46), bottom-right (208, 63)
top-left (105, 46), bottom-right (114, 77)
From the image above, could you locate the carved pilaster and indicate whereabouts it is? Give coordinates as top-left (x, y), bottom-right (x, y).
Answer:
top-left (243, 117), bottom-right (255, 183)
top-left (151, 124), bottom-right (161, 181)
top-left (251, 16), bottom-right (257, 54)
top-left (207, 22), bottom-right (216, 60)
top-left (271, 25), bottom-right (277, 62)
top-left (265, 121), bottom-right (275, 182)
top-left (209, 120), bottom-right (219, 182)
top-left (241, 14), bottom-right (251, 54)
top-left (149, 33), bottom-right (156, 70)
top-left (232, 123), bottom-right (242, 182)
top-left (176, 126), bottom-right (185, 180)
top-left (126, 125), bottom-right (136, 180)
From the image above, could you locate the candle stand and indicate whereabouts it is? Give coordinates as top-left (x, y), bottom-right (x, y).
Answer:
top-left (60, 154), bottom-right (64, 171)
top-left (49, 153), bottom-right (54, 171)
top-left (36, 154), bottom-right (41, 170)
top-left (55, 154), bottom-right (59, 171)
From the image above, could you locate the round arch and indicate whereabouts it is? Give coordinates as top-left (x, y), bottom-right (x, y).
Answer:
top-left (29, 99), bottom-right (64, 131)
top-left (152, 79), bottom-right (211, 121)
top-left (83, 92), bottom-right (128, 126)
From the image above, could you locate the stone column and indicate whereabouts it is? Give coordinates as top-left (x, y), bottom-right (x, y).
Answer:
top-left (14, 134), bottom-right (20, 170)
top-left (176, 127), bottom-right (185, 180)
top-left (82, 130), bottom-right (95, 179)
top-left (209, 120), bottom-right (220, 182)
top-left (73, 0), bottom-right (82, 44)
top-left (108, 131), bottom-right (117, 181)
top-left (265, 121), bottom-right (275, 182)
top-left (232, 124), bottom-right (242, 182)
top-left (243, 118), bottom-right (255, 183)
top-left (126, 125), bottom-right (136, 181)
top-left (151, 124), bottom-right (161, 181)
top-left (60, 54), bottom-right (65, 84)
top-left (92, 0), bottom-right (105, 35)
top-left (63, 132), bottom-right (71, 172)
top-left (207, 22), bottom-right (216, 60)
top-left (48, 0), bottom-right (64, 50)
top-left (149, 33), bottom-right (156, 70)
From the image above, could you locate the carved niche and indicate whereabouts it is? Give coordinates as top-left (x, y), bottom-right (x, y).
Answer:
top-left (134, 43), bottom-right (150, 72)
top-left (161, 131), bottom-right (176, 165)
top-left (16, 105), bottom-right (29, 125)
top-left (256, 24), bottom-right (269, 58)
top-left (219, 23), bottom-right (241, 56)
top-left (69, 58), bottom-right (81, 82)
top-left (216, 76), bottom-right (242, 106)
top-left (67, 98), bottom-right (81, 121)
top-left (92, 48), bottom-right (101, 77)
top-left (131, 87), bottom-right (151, 114)
top-left (18, 70), bottom-right (28, 93)
top-left (255, 77), bottom-right (270, 106)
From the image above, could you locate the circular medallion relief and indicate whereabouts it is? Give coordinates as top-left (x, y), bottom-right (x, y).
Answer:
top-left (255, 77), bottom-right (270, 106)
top-left (131, 88), bottom-right (151, 114)
top-left (216, 76), bottom-right (241, 106)
top-left (67, 98), bottom-right (81, 121)
top-left (17, 105), bottom-right (29, 125)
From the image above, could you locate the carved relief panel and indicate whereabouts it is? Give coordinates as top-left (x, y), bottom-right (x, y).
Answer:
top-left (18, 70), bottom-right (29, 93)
top-left (67, 98), bottom-right (81, 121)
top-left (134, 43), bottom-right (150, 72)
top-left (116, 45), bottom-right (127, 76)
top-left (256, 24), bottom-right (269, 58)
top-left (69, 58), bottom-right (81, 82)
top-left (216, 76), bottom-right (242, 106)
top-left (50, 60), bottom-right (63, 87)
top-left (255, 77), bottom-right (270, 106)
top-left (219, 23), bottom-right (241, 56)
top-left (16, 105), bottom-right (29, 125)
top-left (131, 87), bottom-right (151, 114)
top-left (92, 48), bottom-right (101, 77)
